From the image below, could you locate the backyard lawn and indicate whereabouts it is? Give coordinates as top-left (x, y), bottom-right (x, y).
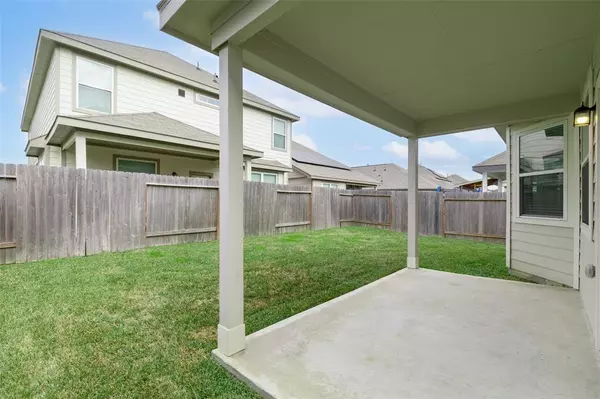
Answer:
top-left (0, 227), bottom-right (515, 398)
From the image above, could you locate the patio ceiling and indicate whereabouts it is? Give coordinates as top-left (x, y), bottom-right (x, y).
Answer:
top-left (159, 1), bottom-right (600, 138)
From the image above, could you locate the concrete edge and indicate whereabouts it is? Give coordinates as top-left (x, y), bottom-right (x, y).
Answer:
top-left (247, 267), bottom-right (410, 340)
top-left (212, 349), bottom-right (276, 399)
top-left (422, 267), bottom-right (575, 291)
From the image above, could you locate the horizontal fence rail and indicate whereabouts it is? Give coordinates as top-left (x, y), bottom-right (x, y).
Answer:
top-left (0, 163), bottom-right (506, 264)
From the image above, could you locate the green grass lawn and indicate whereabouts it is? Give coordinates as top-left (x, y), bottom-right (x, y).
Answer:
top-left (0, 227), bottom-right (515, 398)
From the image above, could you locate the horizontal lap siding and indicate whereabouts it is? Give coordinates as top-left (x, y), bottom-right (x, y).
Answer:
top-left (511, 223), bottom-right (574, 285)
top-left (30, 49), bottom-right (58, 140)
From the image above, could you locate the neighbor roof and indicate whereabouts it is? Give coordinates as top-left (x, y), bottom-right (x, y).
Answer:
top-left (472, 151), bottom-right (507, 174)
top-left (22, 30), bottom-right (300, 131)
top-left (45, 112), bottom-right (263, 157)
top-left (351, 163), bottom-right (455, 190)
top-left (292, 142), bottom-right (378, 186)
top-left (446, 174), bottom-right (468, 186)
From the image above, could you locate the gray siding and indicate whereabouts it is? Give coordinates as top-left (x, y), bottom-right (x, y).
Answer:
top-left (30, 49), bottom-right (58, 140)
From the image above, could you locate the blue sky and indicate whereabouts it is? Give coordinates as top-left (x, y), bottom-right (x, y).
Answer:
top-left (0, 1), bottom-right (505, 179)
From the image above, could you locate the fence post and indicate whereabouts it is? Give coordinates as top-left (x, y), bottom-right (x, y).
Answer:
top-left (442, 194), bottom-right (446, 238)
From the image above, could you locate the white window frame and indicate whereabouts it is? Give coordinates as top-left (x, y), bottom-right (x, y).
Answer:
top-left (115, 157), bottom-right (158, 174)
top-left (75, 56), bottom-right (114, 114)
top-left (194, 92), bottom-right (220, 108)
top-left (251, 171), bottom-right (278, 184)
top-left (322, 183), bottom-right (339, 188)
top-left (514, 119), bottom-right (568, 226)
top-left (581, 124), bottom-right (592, 233)
top-left (272, 117), bottom-right (287, 151)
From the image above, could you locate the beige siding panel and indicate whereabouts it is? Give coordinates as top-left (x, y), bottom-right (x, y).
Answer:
top-left (243, 107), bottom-right (291, 167)
top-left (86, 145), bottom-right (219, 177)
top-left (289, 176), bottom-right (311, 186)
top-left (46, 146), bottom-right (62, 167)
top-left (511, 222), bottom-right (573, 238)
top-left (57, 50), bottom-right (293, 168)
top-left (512, 248), bottom-right (573, 277)
top-left (511, 230), bottom-right (573, 250)
top-left (29, 49), bottom-right (58, 139)
top-left (511, 260), bottom-right (572, 286)
top-left (511, 241), bottom-right (572, 263)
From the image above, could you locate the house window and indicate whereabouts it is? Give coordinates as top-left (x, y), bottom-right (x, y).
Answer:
top-left (76, 57), bottom-right (113, 113)
top-left (116, 157), bottom-right (158, 174)
top-left (178, 89), bottom-right (186, 97)
top-left (190, 171), bottom-right (212, 179)
top-left (322, 183), bottom-right (338, 188)
top-left (251, 172), bottom-right (277, 184)
top-left (273, 118), bottom-right (286, 150)
top-left (518, 123), bottom-right (565, 218)
top-left (581, 125), bottom-right (590, 226)
top-left (195, 92), bottom-right (220, 107)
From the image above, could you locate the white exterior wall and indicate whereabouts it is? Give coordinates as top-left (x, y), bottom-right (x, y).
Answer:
top-left (85, 145), bottom-right (220, 177)
top-left (29, 48), bottom-right (58, 140)
top-left (56, 48), bottom-right (292, 168)
top-left (45, 146), bottom-right (62, 166)
top-left (508, 118), bottom-right (578, 287)
top-left (288, 176), bottom-right (311, 186)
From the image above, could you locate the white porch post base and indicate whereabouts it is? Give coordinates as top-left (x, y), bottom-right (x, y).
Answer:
top-left (218, 323), bottom-right (246, 356)
top-left (407, 256), bottom-right (419, 269)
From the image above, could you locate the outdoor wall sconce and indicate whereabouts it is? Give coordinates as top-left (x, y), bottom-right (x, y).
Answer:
top-left (574, 103), bottom-right (596, 127)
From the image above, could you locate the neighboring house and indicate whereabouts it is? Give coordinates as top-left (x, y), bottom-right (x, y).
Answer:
top-left (288, 142), bottom-right (377, 189)
top-left (471, 150), bottom-right (507, 192)
top-left (351, 163), bottom-right (457, 191)
top-left (446, 174), bottom-right (468, 186)
top-left (21, 30), bottom-right (300, 183)
top-left (457, 177), bottom-right (503, 192)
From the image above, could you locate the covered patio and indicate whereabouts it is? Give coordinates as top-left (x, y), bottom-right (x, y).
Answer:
top-left (158, 1), bottom-right (600, 397)
top-left (215, 268), bottom-right (599, 399)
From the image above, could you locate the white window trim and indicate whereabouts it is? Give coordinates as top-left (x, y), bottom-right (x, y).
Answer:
top-left (194, 92), bottom-right (220, 109)
top-left (272, 117), bottom-right (287, 151)
top-left (75, 55), bottom-right (114, 114)
top-left (251, 171), bottom-right (279, 184)
top-left (322, 183), bottom-right (339, 188)
top-left (514, 119), bottom-right (569, 226)
top-left (115, 157), bottom-right (158, 174)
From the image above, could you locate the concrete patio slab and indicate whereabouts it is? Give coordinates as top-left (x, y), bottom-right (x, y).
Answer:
top-left (213, 269), bottom-right (600, 399)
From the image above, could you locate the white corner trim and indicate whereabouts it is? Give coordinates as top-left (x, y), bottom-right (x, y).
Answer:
top-left (407, 256), bottom-right (419, 269)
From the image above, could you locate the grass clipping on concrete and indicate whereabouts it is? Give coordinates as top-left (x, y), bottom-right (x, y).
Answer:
top-left (0, 227), bottom-right (514, 398)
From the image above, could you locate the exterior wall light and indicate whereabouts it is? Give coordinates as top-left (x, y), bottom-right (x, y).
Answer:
top-left (574, 103), bottom-right (596, 127)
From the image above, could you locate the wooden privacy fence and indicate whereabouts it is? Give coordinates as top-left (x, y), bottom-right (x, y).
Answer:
top-left (442, 191), bottom-right (507, 243)
top-left (0, 163), bottom-right (506, 265)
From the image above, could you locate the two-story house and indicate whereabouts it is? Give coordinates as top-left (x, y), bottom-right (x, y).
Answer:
top-left (21, 30), bottom-right (299, 183)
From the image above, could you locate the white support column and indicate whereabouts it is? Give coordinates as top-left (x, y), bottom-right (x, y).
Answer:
top-left (481, 171), bottom-right (488, 192)
top-left (75, 135), bottom-right (87, 169)
top-left (245, 159), bottom-right (252, 181)
top-left (407, 138), bottom-right (419, 269)
top-left (217, 43), bottom-right (245, 356)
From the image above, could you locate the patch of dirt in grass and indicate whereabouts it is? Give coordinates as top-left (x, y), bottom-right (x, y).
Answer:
top-left (247, 297), bottom-right (268, 310)
top-left (191, 326), bottom-right (216, 341)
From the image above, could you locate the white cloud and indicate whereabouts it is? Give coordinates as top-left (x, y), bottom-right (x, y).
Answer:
top-left (293, 134), bottom-right (317, 150)
top-left (383, 139), bottom-right (461, 161)
top-left (243, 71), bottom-right (343, 120)
top-left (453, 128), bottom-right (503, 144)
top-left (143, 9), bottom-right (160, 28)
top-left (382, 141), bottom-right (408, 159)
top-left (0, 83), bottom-right (6, 93)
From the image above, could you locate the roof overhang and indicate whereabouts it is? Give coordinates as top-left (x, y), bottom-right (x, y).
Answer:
top-left (45, 115), bottom-right (264, 159)
top-left (159, 1), bottom-right (599, 138)
top-left (24, 135), bottom-right (46, 157)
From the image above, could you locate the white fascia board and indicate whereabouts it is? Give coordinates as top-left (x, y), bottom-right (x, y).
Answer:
top-left (243, 32), bottom-right (417, 138)
top-left (211, 0), bottom-right (296, 51)
top-left (416, 92), bottom-right (579, 137)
